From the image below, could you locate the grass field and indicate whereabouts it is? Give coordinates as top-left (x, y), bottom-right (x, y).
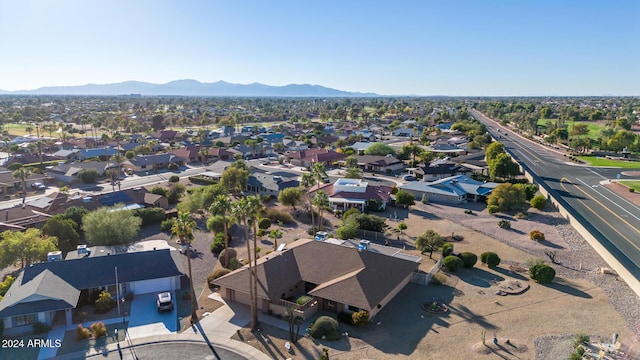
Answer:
top-left (619, 180), bottom-right (640, 192)
top-left (3, 123), bottom-right (32, 136)
top-left (577, 156), bottom-right (640, 168)
top-left (537, 119), bottom-right (605, 139)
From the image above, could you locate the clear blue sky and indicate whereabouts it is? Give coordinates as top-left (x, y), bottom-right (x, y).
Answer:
top-left (1, 0), bottom-right (638, 96)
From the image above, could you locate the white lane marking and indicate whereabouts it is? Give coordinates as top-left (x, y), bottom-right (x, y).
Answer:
top-left (576, 177), bottom-right (640, 223)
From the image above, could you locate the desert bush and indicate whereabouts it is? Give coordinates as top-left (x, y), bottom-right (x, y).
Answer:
top-left (228, 258), bottom-right (241, 270)
top-left (160, 218), bottom-right (176, 232)
top-left (458, 252), bottom-right (478, 268)
top-left (441, 242), bottom-right (454, 257)
top-left (498, 219), bottom-right (511, 229)
top-left (132, 207), bottom-right (166, 226)
top-left (572, 332), bottom-right (590, 349)
top-left (530, 194), bottom-right (547, 210)
top-left (464, 209), bottom-right (473, 215)
top-left (168, 162), bottom-right (179, 170)
top-left (90, 322), bottom-right (107, 339)
top-left (480, 252), bottom-right (501, 267)
top-left (218, 248), bottom-right (238, 268)
top-left (76, 325), bottom-right (91, 341)
top-left (529, 264), bottom-right (556, 283)
top-left (169, 175), bottom-right (180, 183)
top-left (351, 310), bottom-right (369, 326)
top-left (353, 213), bottom-right (386, 232)
top-left (208, 268), bottom-right (231, 284)
top-left (443, 255), bottom-right (464, 272)
top-left (487, 205), bottom-right (499, 214)
top-left (515, 211), bottom-right (528, 219)
top-left (296, 295), bottom-right (312, 305)
top-left (94, 291), bottom-right (115, 313)
top-left (529, 230), bottom-right (545, 241)
top-left (430, 272), bottom-right (447, 285)
top-left (310, 316), bottom-right (340, 340)
top-left (266, 209), bottom-right (294, 224)
top-left (258, 218), bottom-right (272, 230)
top-left (210, 232), bottom-right (225, 253)
top-left (343, 207), bottom-right (361, 220)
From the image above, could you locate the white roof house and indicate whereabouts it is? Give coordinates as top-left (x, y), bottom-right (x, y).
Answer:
top-left (398, 175), bottom-right (498, 204)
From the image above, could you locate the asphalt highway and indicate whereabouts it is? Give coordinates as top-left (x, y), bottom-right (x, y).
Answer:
top-left (471, 110), bottom-right (640, 288)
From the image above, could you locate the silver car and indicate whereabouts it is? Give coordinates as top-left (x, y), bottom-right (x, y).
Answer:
top-left (156, 292), bottom-right (173, 312)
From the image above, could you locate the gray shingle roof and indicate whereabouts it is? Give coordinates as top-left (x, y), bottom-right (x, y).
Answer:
top-left (0, 270), bottom-right (80, 316)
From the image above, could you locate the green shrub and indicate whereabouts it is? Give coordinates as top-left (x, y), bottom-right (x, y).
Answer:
top-left (265, 208), bottom-right (294, 224)
top-left (33, 321), bottom-right (51, 334)
top-left (210, 232), bottom-right (225, 253)
top-left (94, 291), bottom-right (115, 313)
top-left (572, 332), bottom-right (590, 349)
top-left (630, 188), bottom-right (636, 193)
top-left (296, 295), bottom-right (312, 305)
top-left (76, 324), bottom-right (91, 341)
top-left (530, 194), bottom-right (547, 210)
top-left (160, 218), bottom-right (176, 232)
top-left (430, 272), bottom-right (447, 285)
top-left (228, 258), bottom-right (241, 270)
top-left (443, 255), bottom-right (464, 272)
top-left (515, 211), bottom-right (528, 219)
top-left (480, 252), bottom-right (501, 267)
top-left (441, 242), bottom-right (454, 257)
top-left (464, 209), bottom-right (473, 215)
top-left (487, 205), bottom-right (499, 214)
top-left (151, 186), bottom-right (169, 197)
top-left (0, 275), bottom-right (16, 298)
top-left (132, 207), bottom-right (166, 226)
top-left (498, 219), bottom-right (511, 229)
top-left (168, 162), bottom-right (179, 170)
top-left (351, 310), bottom-right (369, 326)
top-left (218, 248), bottom-right (237, 267)
top-left (529, 230), bottom-right (545, 241)
top-left (78, 168), bottom-right (100, 183)
top-left (529, 264), bottom-right (556, 283)
top-left (353, 213), bottom-right (386, 232)
top-left (343, 207), bottom-right (361, 220)
top-left (458, 252), bottom-right (478, 268)
top-left (310, 316), bottom-right (340, 340)
top-left (169, 175), bottom-right (180, 183)
top-left (90, 322), bottom-right (107, 339)
top-left (514, 183), bottom-right (539, 200)
top-left (189, 176), bottom-right (218, 185)
top-left (258, 218), bottom-right (272, 230)
top-left (207, 268), bottom-right (231, 284)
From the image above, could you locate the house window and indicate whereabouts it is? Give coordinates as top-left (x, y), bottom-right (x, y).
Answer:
top-left (327, 300), bottom-right (335, 309)
top-left (347, 305), bottom-right (360, 312)
top-left (13, 314), bottom-right (36, 327)
top-left (141, 165), bottom-right (147, 169)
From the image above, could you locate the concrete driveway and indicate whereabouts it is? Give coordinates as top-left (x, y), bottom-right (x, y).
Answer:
top-left (127, 292), bottom-right (178, 340)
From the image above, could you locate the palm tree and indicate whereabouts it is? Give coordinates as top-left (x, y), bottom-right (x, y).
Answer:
top-left (232, 198), bottom-right (258, 331)
top-left (313, 190), bottom-right (330, 231)
top-left (170, 212), bottom-right (198, 323)
top-left (209, 194), bottom-right (233, 265)
top-left (199, 146), bottom-right (209, 166)
top-left (247, 195), bottom-right (263, 330)
top-left (13, 167), bottom-right (31, 205)
top-left (311, 162), bottom-right (328, 188)
top-left (300, 173), bottom-right (316, 231)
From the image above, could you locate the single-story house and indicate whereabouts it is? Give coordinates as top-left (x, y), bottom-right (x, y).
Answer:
top-left (287, 149), bottom-right (346, 168)
top-left (213, 238), bottom-right (420, 320)
top-left (398, 175), bottom-right (498, 204)
top-left (47, 161), bottom-right (119, 184)
top-left (309, 178), bottom-right (392, 212)
top-left (350, 155), bottom-right (405, 174)
top-left (51, 149), bottom-right (81, 162)
top-left (410, 162), bottom-right (472, 182)
top-left (0, 249), bottom-right (184, 335)
top-left (246, 173), bottom-right (300, 197)
top-left (392, 128), bottom-right (417, 137)
top-left (123, 154), bottom-right (184, 173)
top-left (0, 171), bottom-right (51, 196)
top-left (78, 147), bottom-right (119, 160)
top-left (348, 141), bottom-right (375, 155)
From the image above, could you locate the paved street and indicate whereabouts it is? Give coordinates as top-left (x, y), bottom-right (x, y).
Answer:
top-left (472, 109), bottom-right (640, 294)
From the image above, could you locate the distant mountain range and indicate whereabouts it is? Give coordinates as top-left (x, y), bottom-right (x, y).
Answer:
top-left (0, 80), bottom-right (379, 97)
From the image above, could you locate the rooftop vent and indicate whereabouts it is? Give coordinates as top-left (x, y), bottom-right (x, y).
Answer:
top-left (48, 251), bottom-right (63, 262)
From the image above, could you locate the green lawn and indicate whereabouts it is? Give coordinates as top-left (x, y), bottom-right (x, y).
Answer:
top-left (537, 119), bottom-right (605, 139)
top-left (577, 156), bottom-right (640, 168)
top-left (619, 181), bottom-right (640, 192)
top-left (3, 123), bottom-right (32, 136)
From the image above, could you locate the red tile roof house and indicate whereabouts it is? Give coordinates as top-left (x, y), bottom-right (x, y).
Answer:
top-left (213, 238), bottom-right (420, 321)
top-left (309, 178), bottom-right (392, 212)
top-left (286, 149), bottom-right (346, 168)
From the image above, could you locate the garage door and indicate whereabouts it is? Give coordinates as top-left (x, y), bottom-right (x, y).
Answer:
top-left (133, 277), bottom-right (172, 295)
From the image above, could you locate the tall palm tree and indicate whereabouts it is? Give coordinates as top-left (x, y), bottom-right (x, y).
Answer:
top-left (209, 194), bottom-right (233, 265)
top-left (170, 212), bottom-right (198, 323)
top-left (300, 173), bottom-right (317, 231)
top-left (13, 167), bottom-right (31, 205)
top-left (232, 198), bottom-right (258, 332)
top-left (311, 162), bottom-right (328, 189)
top-left (313, 190), bottom-right (330, 231)
top-left (247, 195), bottom-right (263, 328)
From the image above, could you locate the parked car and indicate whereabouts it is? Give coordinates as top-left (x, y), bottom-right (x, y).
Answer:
top-left (314, 231), bottom-right (328, 241)
top-left (179, 243), bottom-right (194, 254)
top-left (156, 292), bottom-right (173, 312)
top-left (402, 175), bottom-right (416, 181)
top-left (31, 182), bottom-right (46, 190)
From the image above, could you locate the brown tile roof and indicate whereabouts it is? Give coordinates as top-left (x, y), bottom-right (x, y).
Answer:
top-left (213, 239), bottom-right (418, 311)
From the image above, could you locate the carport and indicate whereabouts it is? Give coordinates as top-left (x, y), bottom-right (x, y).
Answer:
top-left (126, 292), bottom-right (178, 340)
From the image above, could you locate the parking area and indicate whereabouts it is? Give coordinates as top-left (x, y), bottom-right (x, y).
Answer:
top-left (127, 292), bottom-right (178, 340)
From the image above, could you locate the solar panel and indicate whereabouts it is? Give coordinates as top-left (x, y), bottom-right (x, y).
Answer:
top-left (98, 192), bottom-right (133, 206)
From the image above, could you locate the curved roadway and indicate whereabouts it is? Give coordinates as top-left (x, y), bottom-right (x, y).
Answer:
top-left (471, 110), bottom-right (640, 292)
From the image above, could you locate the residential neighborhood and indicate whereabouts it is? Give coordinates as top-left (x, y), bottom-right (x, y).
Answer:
top-left (0, 95), bottom-right (638, 360)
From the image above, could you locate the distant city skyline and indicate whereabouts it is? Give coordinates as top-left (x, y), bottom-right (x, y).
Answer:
top-left (0, 0), bottom-right (638, 96)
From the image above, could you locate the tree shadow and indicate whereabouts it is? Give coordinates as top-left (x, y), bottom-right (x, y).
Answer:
top-left (410, 208), bottom-right (441, 220)
top-left (261, 239), bottom-right (274, 246)
top-left (448, 303), bottom-right (499, 330)
top-left (457, 268), bottom-right (505, 288)
top-left (491, 266), bottom-right (528, 281)
top-left (543, 278), bottom-right (592, 298)
top-left (539, 240), bottom-right (564, 249)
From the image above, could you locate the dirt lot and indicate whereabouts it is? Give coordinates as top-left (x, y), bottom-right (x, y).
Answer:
top-left (229, 200), bottom-right (640, 360)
